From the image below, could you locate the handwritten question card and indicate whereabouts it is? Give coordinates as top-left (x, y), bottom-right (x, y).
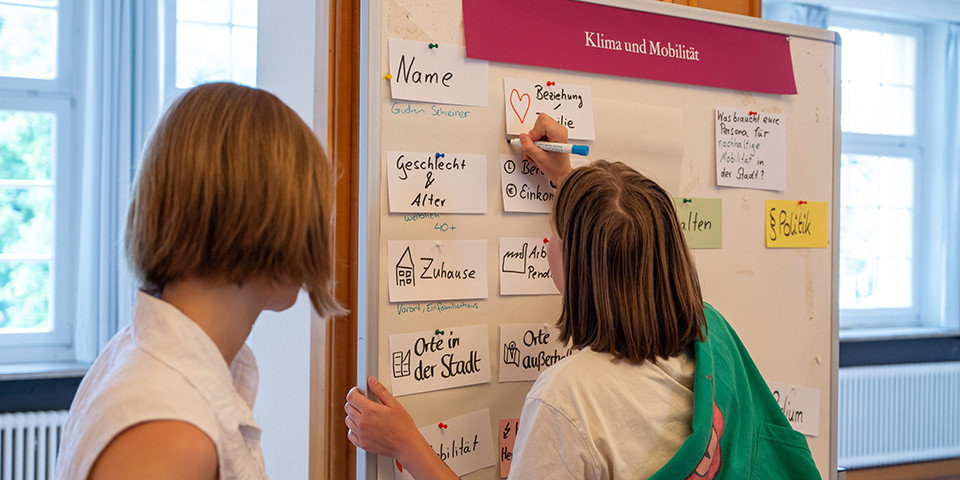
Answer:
top-left (765, 200), bottom-right (828, 248)
top-left (767, 381), bottom-right (821, 436)
top-left (715, 107), bottom-right (786, 191)
top-left (388, 240), bottom-right (488, 302)
top-left (499, 324), bottom-right (574, 382)
top-left (500, 155), bottom-right (556, 213)
top-left (673, 198), bottom-right (722, 249)
top-left (499, 238), bottom-right (559, 296)
top-left (504, 77), bottom-right (595, 140)
top-left (388, 324), bottom-right (491, 397)
top-left (499, 419), bottom-right (520, 478)
top-left (387, 152), bottom-right (487, 214)
top-left (388, 38), bottom-right (489, 107)
top-left (393, 409), bottom-right (496, 479)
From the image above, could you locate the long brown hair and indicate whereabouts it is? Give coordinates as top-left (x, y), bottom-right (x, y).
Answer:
top-left (126, 82), bottom-right (345, 317)
top-left (552, 160), bottom-right (704, 363)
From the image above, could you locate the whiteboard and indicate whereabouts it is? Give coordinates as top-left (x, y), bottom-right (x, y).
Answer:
top-left (358, 1), bottom-right (840, 479)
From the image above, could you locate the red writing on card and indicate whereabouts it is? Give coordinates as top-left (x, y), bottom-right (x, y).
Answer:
top-left (509, 89), bottom-right (531, 123)
top-left (499, 419), bottom-right (520, 478)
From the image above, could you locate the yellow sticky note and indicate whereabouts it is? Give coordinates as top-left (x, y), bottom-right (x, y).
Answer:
top-left (765, 200), bottom-right (828, 248)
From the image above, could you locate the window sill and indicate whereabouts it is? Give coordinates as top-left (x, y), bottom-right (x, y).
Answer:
top-left (0, 361), bottom-right (89, 381)
top-left (839, 329), bottom-right (960, 368)
top-left (840, 326), bottom-right (960, 342)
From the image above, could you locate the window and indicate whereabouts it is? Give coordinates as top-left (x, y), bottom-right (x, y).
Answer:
top-left (830, 15), bottom-right (934, 330)
top-left (0, 0), bottom-right (77, 362)
top-left (163, 0), bottom-right (258, 103)
top-left (0, 0), bottom-right (259, 368)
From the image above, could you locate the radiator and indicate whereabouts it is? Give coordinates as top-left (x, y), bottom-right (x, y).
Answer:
top-left (0, 411), bottom-right (68, 480)
top-left (838, 362), bottom-right (960, 469)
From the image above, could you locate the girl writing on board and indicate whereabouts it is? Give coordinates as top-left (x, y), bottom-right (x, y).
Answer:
top-left (345, 114), bottom-right (819, 479)
top-left (55, 82), bottom-right (345, 480)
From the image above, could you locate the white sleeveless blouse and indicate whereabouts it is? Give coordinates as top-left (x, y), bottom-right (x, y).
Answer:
top-left (55, 291), bottom-right (267, 480)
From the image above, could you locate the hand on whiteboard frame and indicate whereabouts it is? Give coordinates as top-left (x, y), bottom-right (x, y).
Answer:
top-left (345, 377), bottom-right (458, 480)
top-left (519, 113), bottom-right (573, 185)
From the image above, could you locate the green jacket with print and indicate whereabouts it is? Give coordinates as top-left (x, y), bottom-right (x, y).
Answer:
top-left (648, 304), bottom-right (821, 480)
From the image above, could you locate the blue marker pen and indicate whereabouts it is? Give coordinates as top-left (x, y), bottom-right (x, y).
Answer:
top-left (506, 137), bottom-right (590, 157)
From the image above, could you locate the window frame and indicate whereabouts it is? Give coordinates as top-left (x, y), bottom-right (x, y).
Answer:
top-left (161, 0), bottom-right (182, 104)
top-left (837, 140), bottom-right (923, 329)
top-left (0, 0), bottom-right (74, 93)
top-left (0, 0), bottom-right (79, 363)
top-left (829, 12), bottom-right (938, 331)
top-left (160, 0), bottom-right (258, 106)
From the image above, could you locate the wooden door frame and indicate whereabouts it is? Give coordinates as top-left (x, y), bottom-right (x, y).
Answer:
top-left (326, 0), bottom-right (360, 478)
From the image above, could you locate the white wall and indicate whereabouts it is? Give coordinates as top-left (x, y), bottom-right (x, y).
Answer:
top-left (247, 0), bottom-right (319, 477)
top-left (249, 292), bottom-right (312, 478)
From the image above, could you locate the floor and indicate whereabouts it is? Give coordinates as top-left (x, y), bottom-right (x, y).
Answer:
top-left (847, 458), bottom-right (960, 480)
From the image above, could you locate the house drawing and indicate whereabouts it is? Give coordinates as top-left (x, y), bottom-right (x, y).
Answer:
top-left (396, 246), bottom-right (415, 287)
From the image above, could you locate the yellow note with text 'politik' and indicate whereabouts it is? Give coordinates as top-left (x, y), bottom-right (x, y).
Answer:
top-left (765, 200), bottom-right (828, 248)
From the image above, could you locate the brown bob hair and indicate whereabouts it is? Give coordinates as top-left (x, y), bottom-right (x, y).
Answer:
top-left (125, 82), bottom-right (345, 318)
top-left (552, 160), bottom-right (705, 363)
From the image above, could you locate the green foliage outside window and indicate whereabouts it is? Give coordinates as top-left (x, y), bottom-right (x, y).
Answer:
top-left (0, 111), bottom-right (53, 330)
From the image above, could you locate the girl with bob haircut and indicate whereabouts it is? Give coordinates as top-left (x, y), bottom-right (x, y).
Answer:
top-left (345, 114), bottom-right (819, 479)
top-left (56, 82), bottom-right (345, 480)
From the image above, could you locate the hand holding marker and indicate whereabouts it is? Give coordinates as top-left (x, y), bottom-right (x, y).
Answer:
top-left (507, 137), bottom-right (589, 156)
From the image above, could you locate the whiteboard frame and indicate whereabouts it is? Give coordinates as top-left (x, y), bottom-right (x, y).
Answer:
top-left (358, 0), bottom-right (382, 478)
top-left (830, 41), bottom-right (843, 480)
top-left (357, 1), bottom-right (841, 478)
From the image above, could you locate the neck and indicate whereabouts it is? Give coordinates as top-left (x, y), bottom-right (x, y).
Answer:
top-left (160, 277), bottom-right (268, 364)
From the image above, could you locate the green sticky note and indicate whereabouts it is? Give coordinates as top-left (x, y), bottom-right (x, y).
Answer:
top-left (673, 198), bottom-right (722, 249)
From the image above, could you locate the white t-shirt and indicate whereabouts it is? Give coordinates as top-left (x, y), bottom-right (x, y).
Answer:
top-left (508, 347), bottom-right (695, 480)
top-left (55, 291), bottom-right (267, 480)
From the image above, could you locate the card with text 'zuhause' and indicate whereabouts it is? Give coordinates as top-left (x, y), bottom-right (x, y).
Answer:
top-left (388, 240), bottom-right (488, 302)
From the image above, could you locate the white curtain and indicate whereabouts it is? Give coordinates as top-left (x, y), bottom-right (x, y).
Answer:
top-left (941, 24), bottom-right (960, 327)
top-left (73, 0), bottom-right (140, 362)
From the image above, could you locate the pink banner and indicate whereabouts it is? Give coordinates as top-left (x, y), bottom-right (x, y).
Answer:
top-left (462, 0), bottom-right (797, 95)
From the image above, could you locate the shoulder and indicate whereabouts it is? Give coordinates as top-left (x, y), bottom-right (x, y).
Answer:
top-left (702, 302), bottom-right (726, 326)
top-left (72, 342), bottom-right (214, 421)
top-left (699, 302), bottom-right (743, 350)
top-left (527, 348), bottom-right (695, 412)
top-left (87, 420), bottom-right (217, 480)
top-left (525, 349), bottom-right (624, 403)
top-left (57, 342), bottom-right (221, 480)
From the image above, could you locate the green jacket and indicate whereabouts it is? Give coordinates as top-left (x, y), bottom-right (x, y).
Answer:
top-left (649, 304), bottom-right (821, 480)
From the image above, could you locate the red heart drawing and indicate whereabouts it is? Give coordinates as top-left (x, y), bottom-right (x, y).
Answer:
top-left (396, 460), bottom-right (403, 472)
top-left (510, 89), bottom-right (531, 124)
top-left (749, 111), bottom-right (758, 115)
